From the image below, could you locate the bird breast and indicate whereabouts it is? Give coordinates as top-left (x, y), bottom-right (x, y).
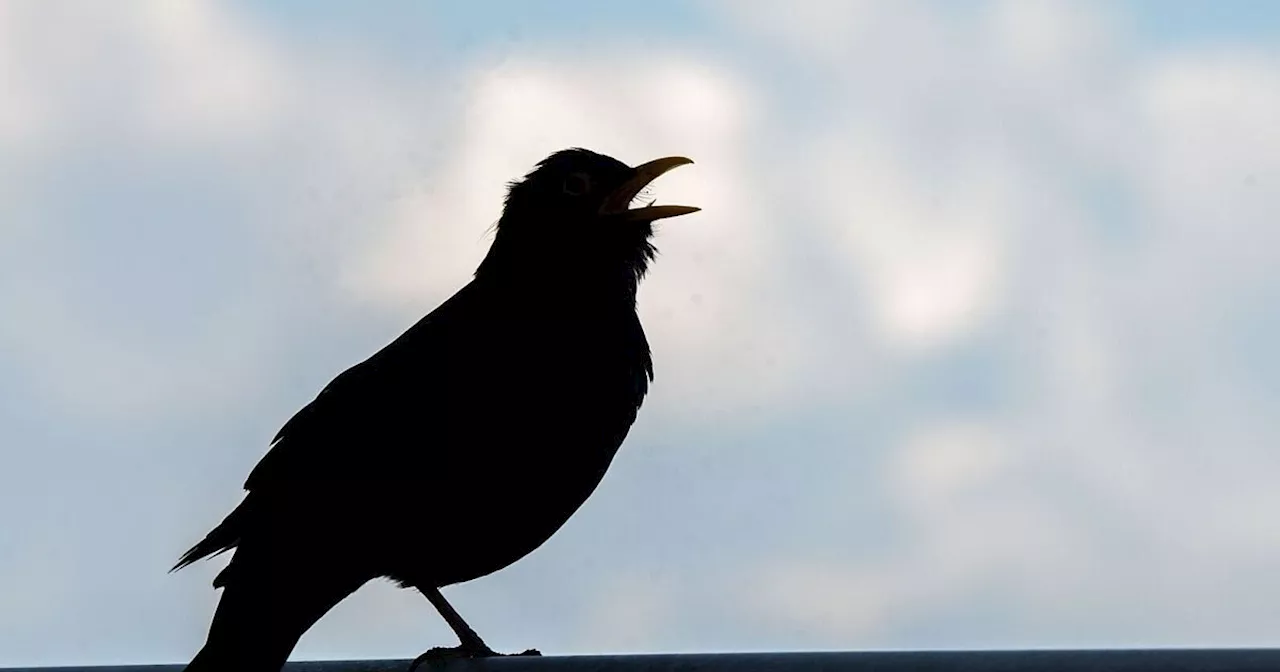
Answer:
top-left (394, 302), bottom-right (650, 585)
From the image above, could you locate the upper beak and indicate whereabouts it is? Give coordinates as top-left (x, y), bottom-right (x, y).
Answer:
top-left (599, 156), bottom-right (701, 222)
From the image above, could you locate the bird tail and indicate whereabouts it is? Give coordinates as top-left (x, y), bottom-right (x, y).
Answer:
top-left (172, 502), bottom-right (248, 575)
top-left (181, 560), bottom-right (367, 672)
top-left (182, 587), bottom-right (301, 672)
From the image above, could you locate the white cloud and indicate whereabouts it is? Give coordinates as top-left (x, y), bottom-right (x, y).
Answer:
top-left (128, 0), bottom-right (286, 144)
top-left (890, 421), bottom-right (1014, 504)
top-left (0, 3), bottom-right (49, 150)
top-left (1136, 49), bottom-right (1280, 272)
top-left (0, 0), bottom-right (293, 423)
top-left (809, 133), bottom-right (1013, 352)
top-left (988, 0), bottom-right (1119, 75)
top-left (741, 419), bottom-right (1095, 643)
top-left (0, 0), bottom-right (443, 425)
top-left (720, 0), bottom-right (939, 66)
top-left (708, 0), bottom-right (1280, 646)
top-left (0, 0), bottom-right (288, 154)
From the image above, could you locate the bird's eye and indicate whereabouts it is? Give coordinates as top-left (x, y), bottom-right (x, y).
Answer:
top-left (563, 173), bottom-right (591, 196)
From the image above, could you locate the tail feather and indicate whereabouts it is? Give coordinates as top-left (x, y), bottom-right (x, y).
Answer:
top-left (181, 559), bottom-right (367, 672)
top-left (172, 503), bottom-right (247, 573)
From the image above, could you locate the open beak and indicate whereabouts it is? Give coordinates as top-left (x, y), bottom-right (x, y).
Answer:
top-left (599, 156), bottom-right (700, 222)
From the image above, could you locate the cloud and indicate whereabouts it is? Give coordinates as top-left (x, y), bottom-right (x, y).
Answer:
top-left (738, 419), bottom-right (1094, 644)
top-left (0, 0), bottom-right (288, 155)
top-left (806, 132), bottom-right (1013, 352)
top-left (0, 1), bottom-right (289, 427)
top-left (704, 0), bottom-right (1280, 647)
top-left (0, 0), bottom-right (446, 427)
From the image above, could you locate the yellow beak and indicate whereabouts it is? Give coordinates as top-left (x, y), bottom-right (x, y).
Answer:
top-left (599, 156), bottom-right (700, 222)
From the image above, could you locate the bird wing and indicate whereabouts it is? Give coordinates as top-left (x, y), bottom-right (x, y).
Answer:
top-left (172, 281), bottom-right (484, 576)
top-left (245, 280), bottom-right (482, 494)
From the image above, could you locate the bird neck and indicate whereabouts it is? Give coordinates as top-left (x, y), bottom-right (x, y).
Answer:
top-left (474, 263), bottom-right (642, 311)
top-left (473, 234), bottom-right (646, 306)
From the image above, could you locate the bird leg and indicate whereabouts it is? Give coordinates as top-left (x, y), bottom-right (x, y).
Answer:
top-left (406, 587), bottom-right (541, 672)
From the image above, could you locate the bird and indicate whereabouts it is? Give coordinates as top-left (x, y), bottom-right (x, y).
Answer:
top-left (171, 148), bottom-right (699, 672)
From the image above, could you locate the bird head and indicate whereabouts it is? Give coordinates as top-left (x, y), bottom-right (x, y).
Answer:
top-left (476, 148), bottom-right (698, 287)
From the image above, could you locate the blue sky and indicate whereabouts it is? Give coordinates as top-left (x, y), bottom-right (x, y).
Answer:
top-left (2, 0), bottom-right (1280, 666)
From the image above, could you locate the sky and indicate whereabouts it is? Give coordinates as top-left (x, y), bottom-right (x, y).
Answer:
top-left (2, 0), bottom-right (1280, 666)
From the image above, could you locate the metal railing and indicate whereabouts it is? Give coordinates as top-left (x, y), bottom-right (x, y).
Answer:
top-left (10, 649), bottom-right (1280, 672)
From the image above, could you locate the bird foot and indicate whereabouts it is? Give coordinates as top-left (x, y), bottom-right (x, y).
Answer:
top-left (407, 645), bottom-right (541, 671)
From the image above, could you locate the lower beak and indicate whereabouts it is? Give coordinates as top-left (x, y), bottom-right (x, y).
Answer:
top-left (599, 156), bottom-right (701, 222)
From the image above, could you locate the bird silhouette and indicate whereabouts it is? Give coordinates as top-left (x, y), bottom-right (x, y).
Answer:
top-left (172, 148), bottom-right (699, 672)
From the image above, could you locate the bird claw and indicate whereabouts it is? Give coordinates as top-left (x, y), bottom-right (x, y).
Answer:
top-left (406, 646), bottom-right (541, 672)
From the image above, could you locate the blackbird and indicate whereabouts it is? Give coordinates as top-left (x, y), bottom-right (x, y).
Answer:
top-left (172, 148), bottom-right (699, 672)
